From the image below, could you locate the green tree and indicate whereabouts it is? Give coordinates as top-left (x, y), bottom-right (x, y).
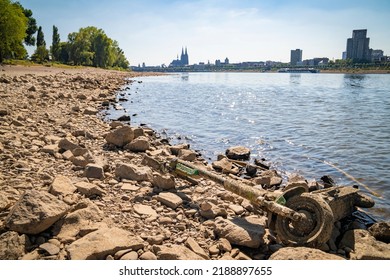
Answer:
top-left (51, 25), bottom-right (61, 61)
top-left (36, 26), bottom-right (45, 47)
top-left (31, 45), bottom-right (49, 62)
top-left (0, 0), bottom-right (28, 62)
top-left (13, 2), bottom-right (37, 46)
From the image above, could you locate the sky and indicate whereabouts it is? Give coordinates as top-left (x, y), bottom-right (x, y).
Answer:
top-left (18, 0), bottom-right (390, 66)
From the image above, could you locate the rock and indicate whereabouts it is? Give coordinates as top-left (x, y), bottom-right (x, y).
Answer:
top-left (153, 245), bottom-right (205, 260)
top-left (178, 149), bottom-right (197, 161)
top-left (285, 174), bottom-right (309, 191)
top-left (115, 163), bottom-right (153, 182)
top-left (66, 227), bottom-right (144, 260)
top-left (120, 251), bottom-right (138, 260)
top-left (5, 190), bottom-right (69, 235)
top-left (229, 204), bottom-right (245, 215)
top-left (117, 114), bottom-right (131, 122)
top-left (199, 202), bottom-right (228, 219)
top-left (217, 238), bottom-right (232, 252)
top-left (62, 150), bottom-right (74, 160)
top-left (55, 200), bottom-right (104, 243)
top-left (50, 175), bottom-right (77, 196)
top-left (132, 127), bottom-right (144, 138)
top-left (83, 107), bottom-right (98, 115)
top-left (369, 222), bottom-right (390, 243)
top-left (225, 146), bottom-right (250, 160)
top-left (0, 192), bottom-right (11, 211)
top-left (254, 170), bottom-right (282, 187)
top-left (0, 107), bottom-right (9, 116)
top-left (245, 164), bottom-right (258, 177)
top-left (157, 192), bottom-right (183, 209)
top-left (75, 181), bottom-right (106, 197)
top-left (339, 229), bottom-right (390, 259)
top-left (153, 173), bottom-right (175, 190)
top-left (105, 125), bottom-right (134, 147)
top-left (72, 129), bottom-right (96, 139)
top-left (212, 158), bottom-right (240, 175)
top-left (124, 136), bottom-right (150, 152)
top-left (214, 216), bottom-right (266, 248)
top-left (39, 242), bottom-right (60, 255)
top-left (269, 247), bottom-right (345, 260)
top-left (58, 138), bottom-right (80, 152)
top-left (185, 237), bottom-right (209, 259)
top-left (84, 163), bottom-right (105, 180)
top-left (121, 183), bottom-right (139, 192)
top-left (0, 231), bottom-right (30, 260)
top-left (41, 144), bottom-right (58, 155)
top-left (133, 204), bottom-right (157, 217)
top-left (169, 144), bottom-right (190, 155)
top-left (139, 251), bottom-right (157, 260)
top-left (141, 154), bottom-right (162, 170)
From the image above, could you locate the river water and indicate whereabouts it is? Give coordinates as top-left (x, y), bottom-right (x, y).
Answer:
top-left (105, 72), bottom-right (390, 221)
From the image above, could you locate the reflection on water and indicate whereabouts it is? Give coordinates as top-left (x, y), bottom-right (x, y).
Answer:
top-left (289, 74), bottom-right (301, 85)
top-left (181, 73), bottom-right (189, 81)
top-left (344, 74), bottom-right (366, 88)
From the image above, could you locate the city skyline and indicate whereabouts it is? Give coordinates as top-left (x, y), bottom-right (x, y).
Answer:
top-left (18, 0), bottom-right (390, 66)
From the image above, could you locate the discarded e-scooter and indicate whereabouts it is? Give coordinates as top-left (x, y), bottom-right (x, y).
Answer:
top-left (169, 158), bottom-right (375, 248)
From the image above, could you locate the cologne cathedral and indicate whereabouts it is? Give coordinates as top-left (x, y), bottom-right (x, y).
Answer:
top-left (169, 47), bottom-right (189, 67)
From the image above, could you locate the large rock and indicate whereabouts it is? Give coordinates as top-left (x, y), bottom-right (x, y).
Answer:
top-left (153, 245), bottom-right (205, 260)
top-left (50, 175), bottom-right (77, 196)
top-left (124, 136), bottom-right (150, 152)
top-left (157, 192), bottom-right (183, 209)
top-left (133, 204), bottom-right (158, 217)
top-left (66, 227), bottom-right (144, 260)
top-left (58, 138), bottom-right (81, 152)
top-left (178, 149), bottom-right (197, 161)
top-left (75, 181), bottom-right (106, 197)
top-left (212, 158), bottom-right (240, 175)
top-left (254, 170), bottom-right (283, 188)
top-left (153, 173), bottom-right (175, 190)
top-left (269, 247), bottom-right (345, 260)
top-left (115, 163), bottom-right (153, 182)
top-left (0, 191), bottom-right (11, 211)
top-left (214, 216), bottom-right (266, 248)
top-left (84, 163), bottom-right (105, 180)
top-left (54, 200), bottom-right (104, 243)
top-left (225, 146), bottom-right (250, 160)
top-left (105, 125), bottom-right (134, 147)
top-left (185, 237), bottom-right (209, 259)
top-left (0, 231), bottom-right (30, 260)
top-left (369, 222), bottom-right (390, 243)
top-left (5, 190), bottom-right (69, 235)
top-left (339, 229), bottom-right (390, 260)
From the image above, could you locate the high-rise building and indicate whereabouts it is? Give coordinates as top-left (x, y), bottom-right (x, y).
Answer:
top-left (290, 49), bottom-right (302, 66)
top-left (346, 29), bottom-right (370, 62)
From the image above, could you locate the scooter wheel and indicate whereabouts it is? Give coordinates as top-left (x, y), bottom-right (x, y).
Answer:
top-left (275, 193), bottom-right (334, 247)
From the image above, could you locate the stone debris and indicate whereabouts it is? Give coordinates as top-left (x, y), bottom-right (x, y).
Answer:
top-left (5, 190), bottom-right (69, 235)
top-left (0, 66), bottom-right (386, 261)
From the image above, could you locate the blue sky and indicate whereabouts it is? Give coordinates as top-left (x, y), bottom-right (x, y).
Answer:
top-left (18, 0), bottom-right (390, 66)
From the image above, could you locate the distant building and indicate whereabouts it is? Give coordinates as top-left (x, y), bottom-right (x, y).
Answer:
top-left (371, 49), bottom-right (384, 62)
top-left (302, 57), bottom-right (329, 66)
top-left (342, 51), bottom-right (347, 60)
top-left (290, 49), bottom-right (302, 66)
top-left (224, 57), bottom-right (229, 64)
top-left (346, 29), bottom-right (370, 62)
top-left (169, 47), bottom-right (189, 67)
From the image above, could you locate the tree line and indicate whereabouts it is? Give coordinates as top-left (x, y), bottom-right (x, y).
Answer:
top-left (0, 0), bottom-right (129, 69)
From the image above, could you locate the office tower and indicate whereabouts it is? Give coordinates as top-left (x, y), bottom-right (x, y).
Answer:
top-left (346, 29), bottom-right (370, 62)
top-left (290, 49), bottom-right (302, 66)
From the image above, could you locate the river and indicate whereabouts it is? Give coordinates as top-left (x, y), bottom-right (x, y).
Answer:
top-left (105, 72), bottom-right (390, 221)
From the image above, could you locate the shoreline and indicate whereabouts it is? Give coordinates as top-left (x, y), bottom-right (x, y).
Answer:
top-left (0, 65), bottom-right (388, 260)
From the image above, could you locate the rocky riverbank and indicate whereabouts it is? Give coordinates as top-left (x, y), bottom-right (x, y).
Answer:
top-left (0, 65), bottom-right (389, 260)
